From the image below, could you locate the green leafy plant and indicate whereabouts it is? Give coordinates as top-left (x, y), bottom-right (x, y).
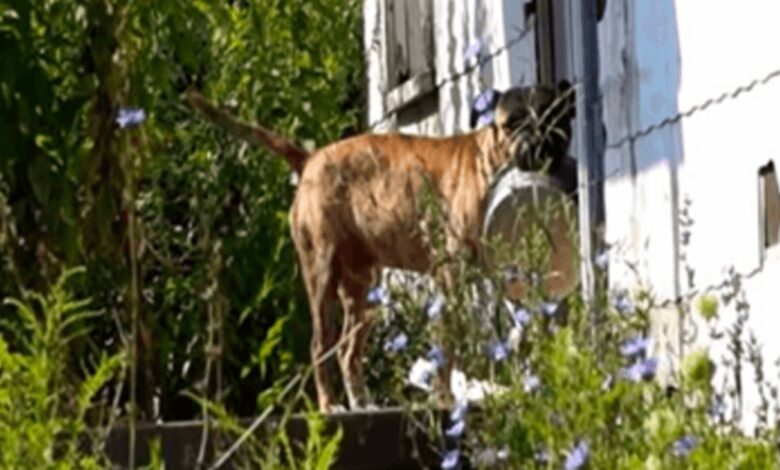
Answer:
top-left (362, 188), bottom-right (779, 469)
top-left (0, 267), bottom-right (123, 469)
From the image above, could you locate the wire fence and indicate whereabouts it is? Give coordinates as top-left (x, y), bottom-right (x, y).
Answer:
top-left (595, 65), bottom-right (780, 305)
top-left (606, 67), bottom-right (780, 150)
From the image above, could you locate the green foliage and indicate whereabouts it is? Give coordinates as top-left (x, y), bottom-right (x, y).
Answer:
top-left (1, 0), bottom-right (364, 423)
top-left (192, 375), bottom-right (342, 470)
top-left (0, 268), bottom-right (122, 469)
top-left (363, 191), bottom-right (780, 469)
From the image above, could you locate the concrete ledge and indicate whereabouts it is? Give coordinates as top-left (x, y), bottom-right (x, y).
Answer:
top-left (105, 408), bottom-right (441, 469)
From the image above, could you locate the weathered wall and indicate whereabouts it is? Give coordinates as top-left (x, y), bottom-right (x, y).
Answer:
top-left (601, 0), bottom-right (780, 430)
top-left (363, 0), bottom-right (536, 137)
top-left (674, 0), bottom-right (780, 431)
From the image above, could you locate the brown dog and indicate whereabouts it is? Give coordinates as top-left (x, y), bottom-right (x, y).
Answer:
top-left (189, 82), bottom-right (575, 411)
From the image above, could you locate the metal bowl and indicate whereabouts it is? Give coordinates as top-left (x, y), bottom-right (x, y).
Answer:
top-left (483, 168), bottom-right (579, 300)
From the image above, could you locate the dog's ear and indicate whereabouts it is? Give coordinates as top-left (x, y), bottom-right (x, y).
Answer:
top-left (556, 79), bottom-right (576, 119)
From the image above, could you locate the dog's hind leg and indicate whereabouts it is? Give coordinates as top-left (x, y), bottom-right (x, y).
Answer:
top-left (295, 231), bottom-right (341, 412)
top-left (336, 265), bottom-right (374, 410)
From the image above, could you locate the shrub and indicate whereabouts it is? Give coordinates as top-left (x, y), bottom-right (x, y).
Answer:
top-left (362, 190), bottom-right (780, 469)
top-left (0, 268), bottom-right (122, 469)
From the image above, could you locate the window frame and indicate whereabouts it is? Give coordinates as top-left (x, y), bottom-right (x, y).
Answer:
top-left (759, 160), bottom-right (780, 263)
top-left (384, 0), bottom-right (436, 114)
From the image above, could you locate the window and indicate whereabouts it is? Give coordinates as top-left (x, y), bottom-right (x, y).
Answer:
top-left (532, 0), bottom-right (572, 86)
top-left (384, 0), bottom-right (436, 116)
top-left (530, 0), bottom-right (606, 85)
top-left (759, 161), bottom-right (780, 255)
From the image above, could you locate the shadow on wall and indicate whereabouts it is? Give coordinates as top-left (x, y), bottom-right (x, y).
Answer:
top-left (628, 0), bottom-right (685, 175)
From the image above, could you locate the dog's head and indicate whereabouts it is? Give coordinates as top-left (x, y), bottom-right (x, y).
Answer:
top-left (494, 81), bottom-right (576, 172)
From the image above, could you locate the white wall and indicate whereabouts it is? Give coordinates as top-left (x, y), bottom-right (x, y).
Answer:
top-left (599, 0), bottom-right (685, 380)
top-left (601, 0), bottom-right (780, 430)
top-left (674, 0), bottom-right (780, 431)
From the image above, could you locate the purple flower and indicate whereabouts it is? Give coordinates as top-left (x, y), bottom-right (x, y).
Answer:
top-left (621, 357), bottom-right (659, 382)
top-left (486, 340), bottom-right (509, 362)
top-left (463, 39), bottom-right (483, 62)
top-left (441, 449), bottom-right (460, 470)
top-left (671, 435), bottom-right (698, 458)
top-left (511, 307), bottom-right (531, 327)
top-left (424, 294), bottom-right (446, 319)
top-left (449, 400), bottom-right (468, 422)
top-left (445, 419), bottom-right (465, 438)
top-left (428, 345), bottom-right (447, 368)
top-left (116, 107), bottom-right (146, 128)
top-left (594, 251), bottom-right (609, 269)
top-left (473, 89), bottom-right (496, 113)
top-left (564, 441), bottom-right (589, 470)
top-left (620, 335), bottom-right (651, 358)
top-left (613, 293), bottom-right (634, 314)
top-left (476, 110), bottom-right (495, 126)
top-left (366, 285), bottom-right (389, 305)
top-left (540, 302), bottom-right (558, 316)
top-left (383, 332), bottom-right (408, 353)
top-left (523, 373), bottom-right (541, 393)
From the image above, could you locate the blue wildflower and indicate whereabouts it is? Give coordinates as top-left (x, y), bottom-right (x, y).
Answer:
top-left (620, 335), bottom-right (651, 358)
top-left (564, 441), bottom-right (589, 470)
top-left (116, 107), bottom-right (146, 128)
top-left (671, 435), bottom-right (698, 458)
top-left (445, 419), bottom-right (465, 438)
top-left (594, 251), bottom-right (609, 269)
top-left (450, 400), bottom-right (468, 422)
top-left (511, 307), bottom-right (531, 327)
top-left (428, 345), bottom-right (447, 369)
top-left (613, 293), bottom-right (634, 314)
top-left (486, 340), bottom-right (509, 362)
top-left (540, 302), bottom-right (558, 316)
top-left (473, 89), bottom-right (495, 113)
top-left (463, 39), bottom-right (482, 62)
top-left (621, 357), bottom-right (659, 382)
top-left (441, 449), bottom-right (460, 470)
top-left (476, 110), bottom-right (495, 126)
top-left (383, 332), bottom-right (408, 353)
top-left (424, 294), bottom-right (446, 319)
top-left (523, 373), bottom-right (541, 393)
top-left (366, 285), bottom-right (389, 306)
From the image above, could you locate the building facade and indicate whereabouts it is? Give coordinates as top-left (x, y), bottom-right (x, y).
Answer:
top-left (363, 0), bottom-right (780, 430)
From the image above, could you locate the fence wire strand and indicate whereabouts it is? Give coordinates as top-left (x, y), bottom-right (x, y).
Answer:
top-left (606, 67), bottom-right (780, 150)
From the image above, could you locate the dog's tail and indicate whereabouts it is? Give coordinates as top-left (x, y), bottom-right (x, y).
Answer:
top-left (186, 91), bottom-right (310, 174)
